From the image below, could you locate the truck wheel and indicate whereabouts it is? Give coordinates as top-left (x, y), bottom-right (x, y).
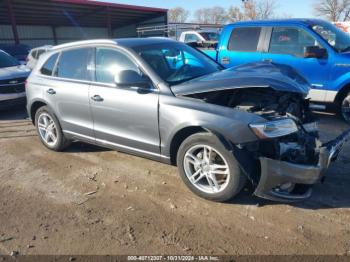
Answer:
top-left (177, 132), bottom-right (246, 202)
top-left (35, 106), bottom-right (70, 151)
top-left (341, 92), bottom-right (350, 123)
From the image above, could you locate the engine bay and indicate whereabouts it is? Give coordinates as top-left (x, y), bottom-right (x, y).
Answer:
top-left (184, 87), bottom-right (320, 165)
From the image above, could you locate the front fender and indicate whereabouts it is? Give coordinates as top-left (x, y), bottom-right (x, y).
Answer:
top-left (159, 95), bottom-right (263, 157)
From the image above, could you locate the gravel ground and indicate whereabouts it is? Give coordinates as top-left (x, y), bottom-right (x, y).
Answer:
top-left (0, 107), bottom-right (349, 256)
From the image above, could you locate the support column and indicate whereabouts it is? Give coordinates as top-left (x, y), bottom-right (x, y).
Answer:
top-left (5, 0), bottom-right (19, 44)
top-left (52, 26), bottom-right (58, 45)
top-left (106, 7), bottom-right (112, 38)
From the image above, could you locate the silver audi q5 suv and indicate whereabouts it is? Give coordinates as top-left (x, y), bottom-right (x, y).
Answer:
top-left (26, 38), bottom-right (349, 202)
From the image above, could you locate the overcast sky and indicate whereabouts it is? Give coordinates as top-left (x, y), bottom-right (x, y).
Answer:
top-left (100, 0), bottom-right (318, 19)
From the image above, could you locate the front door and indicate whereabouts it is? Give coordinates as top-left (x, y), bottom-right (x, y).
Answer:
top-left (262, 26), bottom-right (332, 101)
top-left (89, 47), bottom-right (160, 156)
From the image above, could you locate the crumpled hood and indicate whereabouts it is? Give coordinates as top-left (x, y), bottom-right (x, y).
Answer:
top-left (0, 65), bottom-right (31, 80)
top-left (171, 62), bottom-right (310, 97)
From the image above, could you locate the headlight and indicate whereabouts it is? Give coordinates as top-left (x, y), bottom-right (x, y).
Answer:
top-left (249, 119), bottom-right (298, 139)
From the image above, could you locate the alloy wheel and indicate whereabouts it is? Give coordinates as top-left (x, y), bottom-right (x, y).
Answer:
top-left (37, 113), bottom-right (58, 147)
top-left (183, 144), bottom-right (230, 194)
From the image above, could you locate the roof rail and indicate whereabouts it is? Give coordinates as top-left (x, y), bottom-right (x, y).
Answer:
top-left (51, 39), bottom-right (116, 50)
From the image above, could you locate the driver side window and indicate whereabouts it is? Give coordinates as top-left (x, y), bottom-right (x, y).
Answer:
top-left (269, 27), bottom-right (321, 57)
top-left (95, 47), bottom-right (141, 84)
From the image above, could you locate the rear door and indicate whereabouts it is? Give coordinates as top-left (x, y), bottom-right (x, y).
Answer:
top-left (42, 47), bottom-right (94, 139)
top-left (218, 26), bottom-right (264, 68)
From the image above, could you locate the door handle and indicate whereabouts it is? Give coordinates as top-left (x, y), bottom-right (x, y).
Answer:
top-left (221, 57), bottom-right (230, 64)
top-left (262, 59), bottom-right (273, 63)
top-left (91, 95), bottom-right (104, 102)
top-left (46, 88), bottom-right (56, 95)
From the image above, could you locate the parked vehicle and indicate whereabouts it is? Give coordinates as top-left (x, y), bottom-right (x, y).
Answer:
top-left (26, 38), bottom-right (350, 202)
top-left (179, 30), bottom-right (220, 48)
top-left (0, 44), bottom-right (31, 64)
top-left (26, 45), bottom-right (52, 69)
top-left (201, 19), bottom-right (350, 123)
top-left (0, 50), bottom-right (30, 109)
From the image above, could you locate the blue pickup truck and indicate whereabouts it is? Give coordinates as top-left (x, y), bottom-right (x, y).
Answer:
top-left (202, 19), bottom-right (350, 123)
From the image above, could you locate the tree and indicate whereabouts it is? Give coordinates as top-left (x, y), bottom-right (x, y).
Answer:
top-left (227, 0), bottom-right (278, 22)
top-left (168, 7), bottom-right (190, 23)
top-left (227, 6), bottom-right (244, 22)
top-left (314, 0), bottom-right (350, 21)
top-left (194, 6), bottom-right (227, 24)
top-left (242, 0), bottom-right (277, 20)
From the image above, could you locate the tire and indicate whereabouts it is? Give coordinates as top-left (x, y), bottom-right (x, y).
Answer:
top-left (340, 91), bottom-right (350, 124)
top-left (176, 132), bottom-right (246, 202)
top-left (34, 106), bottom-right (70, 151)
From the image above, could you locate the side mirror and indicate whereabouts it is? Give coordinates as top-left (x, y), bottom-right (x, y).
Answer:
top-left (304, 46), bottom-right (327, 59)
top-left (114, 70), bottom-right (150, 88)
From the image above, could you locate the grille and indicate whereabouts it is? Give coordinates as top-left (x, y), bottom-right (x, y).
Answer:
top-left (0, 77), bottom-right (26, 94)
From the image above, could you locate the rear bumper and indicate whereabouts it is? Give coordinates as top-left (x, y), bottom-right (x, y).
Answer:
top-left (254, 129), bottom-right (350, 202)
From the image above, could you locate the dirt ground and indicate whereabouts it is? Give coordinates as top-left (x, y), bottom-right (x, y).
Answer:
top-left (0, 107), bottom-right (349, 256)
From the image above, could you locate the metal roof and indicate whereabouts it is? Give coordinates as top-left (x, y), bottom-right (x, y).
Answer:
top-left (0, 0), bottom-right (168, 27)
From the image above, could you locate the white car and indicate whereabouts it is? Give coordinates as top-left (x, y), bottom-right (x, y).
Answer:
top-left (179, 30), bottom-right (220, 46)
top-left (26, 45), bottom-right (52, 69)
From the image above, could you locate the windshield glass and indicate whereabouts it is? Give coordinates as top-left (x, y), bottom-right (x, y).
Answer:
top-left (0, 51), bottom-right (19, 68)
top-left (133, 43), bottom-right (222, 85)
top-left (200, 32), bottom-right (219, 41)
top-left (311, 21), bottom-right (350, 52)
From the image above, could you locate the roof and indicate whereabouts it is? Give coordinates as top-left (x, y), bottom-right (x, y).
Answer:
top-left (226, 18), bottom-right (327, 27)
top-left (0, 0), bottom-right (167, 27)
top-left (50, 37), bottom-right (176, 50)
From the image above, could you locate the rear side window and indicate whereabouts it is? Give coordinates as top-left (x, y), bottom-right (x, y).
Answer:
top-left (55, 48), bottom-right (93, 81)
top-left (36, 49), bottom-right (45, 59)
top-left (40, 53), bottom-right (58, 76)
top-left (31, 50), bottom-right (37, 59)
top-left (228, 27), bottom-right (262, 52)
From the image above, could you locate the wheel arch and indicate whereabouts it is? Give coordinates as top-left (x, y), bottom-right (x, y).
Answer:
top-left (335, 83), bottom-right (350, 106)
top-left (30, 100), bottom-right (47, 124)
top-left (168, 126), bottom-right (233, 166)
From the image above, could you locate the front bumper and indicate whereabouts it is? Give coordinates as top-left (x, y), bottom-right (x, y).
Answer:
top-left (254, 129), bottom-right (350, 202)
top-left (0, 93), bottom-right (26, 110)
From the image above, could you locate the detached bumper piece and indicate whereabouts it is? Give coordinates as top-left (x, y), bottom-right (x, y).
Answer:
top-left (254, 129), bottom-right (350, 202)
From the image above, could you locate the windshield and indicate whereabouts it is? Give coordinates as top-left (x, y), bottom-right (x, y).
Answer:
top-left (311, 21), bottom-right (350, 52)
top-left (199, 32), bottom-right (219, 41)
top-left (133, 43), bottom-right (222, 85)
top-left (0, 51), bottom-right (19, 68)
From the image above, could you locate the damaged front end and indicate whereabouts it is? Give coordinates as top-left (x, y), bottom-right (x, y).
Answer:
top-left (172, 62), bottom-right (350, 202)
top-left (183, 86), bottom-right (350, 202)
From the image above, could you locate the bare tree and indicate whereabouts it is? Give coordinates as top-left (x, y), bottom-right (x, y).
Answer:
top-left (168, 7), bottom-right (190, 23)
top-left (256, 0), bottom-right (278, 19)
top-left (242, 0), bottom-right (277, 20)
top-left (227, 6), bottom-right (244, 22)
top-left (194, 6), bottom-right (227, 24)
top-left (314, 0), bottom-right (350, 21)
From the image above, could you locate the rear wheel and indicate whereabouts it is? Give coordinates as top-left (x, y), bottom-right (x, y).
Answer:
top-left (341, 91), bottom-right (350, 123)
top-left (35, 106), bottom-right (70, 151)
top-left (177, 132), bottom-right (246, 202)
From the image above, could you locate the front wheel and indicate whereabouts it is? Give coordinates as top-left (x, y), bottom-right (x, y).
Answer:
top-left (341, 92), bottom-right (350, 123)
top-left (177, 132), bottom-right (246, 202)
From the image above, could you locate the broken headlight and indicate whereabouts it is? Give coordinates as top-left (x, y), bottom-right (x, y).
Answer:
top-left (249, 119), bottom-right (298, 139)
